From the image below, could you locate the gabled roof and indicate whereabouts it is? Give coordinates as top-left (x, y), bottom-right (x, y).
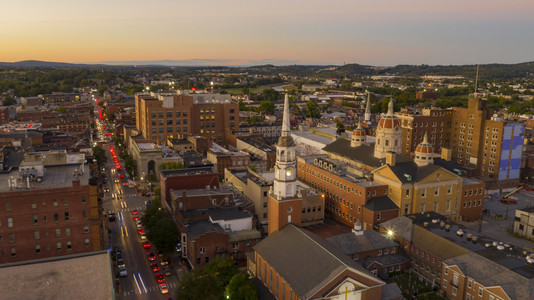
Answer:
top-left (377, 160), bottom-right (458, 184)
top-left (445, 252), bottom-right (533, 300)
top-left (254, 224), bottom-right (382, 298)
top-left (326, 230), bottom-right (398, 256)
top-left (322, 139), bottom-right (384, 168)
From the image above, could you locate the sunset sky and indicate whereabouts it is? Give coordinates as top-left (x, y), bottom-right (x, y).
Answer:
top-left (1, 0), bottom-right (533, 66)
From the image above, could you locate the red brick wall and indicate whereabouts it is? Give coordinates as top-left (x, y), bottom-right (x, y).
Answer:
top-left (0, 182), bottom-right (101, 263)
top-left (460, 182), bottom-right (485, 221)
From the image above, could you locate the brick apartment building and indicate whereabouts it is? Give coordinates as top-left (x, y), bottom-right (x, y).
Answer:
top-left (396, 108), bottom-right (452, 155)
top-left (168, 188), bottom-right (261, 268)
top-left (207, 143), bottom-right (250, 178)
top-left (135, 92), bottom-right (239, 145)
top-left (159, 167), bottom-right (219, 205)
top-left (0, 157), bottom-right (102, 263)
top-left (297, 155), bottom-right (398, 230)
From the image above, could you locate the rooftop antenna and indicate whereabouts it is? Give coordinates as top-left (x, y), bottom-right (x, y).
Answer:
top-left (474, 63), bottom-right (480, 97)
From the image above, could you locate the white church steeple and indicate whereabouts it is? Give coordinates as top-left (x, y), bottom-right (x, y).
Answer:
top-left (273, 94), bottom-right (297, 199)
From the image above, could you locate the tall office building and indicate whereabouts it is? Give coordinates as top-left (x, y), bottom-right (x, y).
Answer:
top-left (135, 92), bottom-right (239, 145)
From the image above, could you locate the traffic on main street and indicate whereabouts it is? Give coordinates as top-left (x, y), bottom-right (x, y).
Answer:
top-left (93, 98), bottom-right (179, 299)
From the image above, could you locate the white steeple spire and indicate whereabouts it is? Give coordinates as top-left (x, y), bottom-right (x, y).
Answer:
top-left (273, 93), bottom-right (296, 199)
top-left (281, 93), bottom-right (290, 136)
top-left (364, 91), bottom-right (371, 123)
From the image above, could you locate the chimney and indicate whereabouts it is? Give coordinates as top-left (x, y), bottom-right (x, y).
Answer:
top-left (386, 151), bottom-right (396, 166)
top-left (441, 147), bottom-right (452, 161)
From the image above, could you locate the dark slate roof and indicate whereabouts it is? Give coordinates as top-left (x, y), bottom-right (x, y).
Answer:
top-left (186, 220), bottom-right (226, 239)
top-left (208, 206), bottom-right (252, 221)
top-left (433, 158), bottom-right (465, 176)
top-left (361, 254), bottom-right (410, 268)
top-left (381, 283), bottom-right (403, 300)
top-left (326, 230), bottom-right (398, 256)
top-left (364, 196), bottom-right (398, 212)
top-left (322, 139), bottom-right (384, 168)
top-left (445, 252), bottom-right (533, 300)
top-left (0, 131), bottom-right (42, 138)
top-left (378, 216), bottom-right (414, 242)
top-left (387, 161), bottom-right (442, 183)
top-left (254, 224), bottom-right (381, 299)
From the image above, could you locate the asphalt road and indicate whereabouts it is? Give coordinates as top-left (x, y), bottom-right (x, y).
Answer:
top-left (92, 109), bottom-right (178, 299)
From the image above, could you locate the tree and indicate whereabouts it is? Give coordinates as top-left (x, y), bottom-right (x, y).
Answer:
top-left (92, 145), bottom-right (107, 167)
top-left (142, 188), bottom-right (179, 257)
top-left (226, 273), bottom-right (258, 300)
top-left (262, 88), bottom-right (280, 101)
top-left (303, 101), bottom-right (321, 118)
top-left (176, 268), bottom-right (223, 300)
top-left (106, 112), bottom-right (116, 122)
top-left (158, 161), bottom-right (185, 171)
top-left (175, 257), bottom-right (240, 300)
top-left (2, 96), bottom-right (16, 106)
top-left (57, 106), bottom-right (67, 113)
top-left (257, 100), bottom-right (275, 115)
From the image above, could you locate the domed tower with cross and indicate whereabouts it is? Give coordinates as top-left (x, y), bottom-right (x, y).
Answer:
top-left (374, 99), bottom-right (401, 159)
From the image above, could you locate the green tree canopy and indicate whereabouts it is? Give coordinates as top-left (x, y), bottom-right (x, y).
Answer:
top-left (92, 145), bottom-right (107, 166)
top-left (226, 273), bottom-right (258, 300)
top-left (257, 100), bottom-right (275, 115)
top-left (2, 96), bottom-right (16, 106)
top-left (262, 88), bottom-right (280, 101)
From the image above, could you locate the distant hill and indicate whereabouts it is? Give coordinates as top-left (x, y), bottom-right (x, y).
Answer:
top-left (0, 60), bottom-right (533, 80)
top-left (0, 60), bottom-right (94, 67)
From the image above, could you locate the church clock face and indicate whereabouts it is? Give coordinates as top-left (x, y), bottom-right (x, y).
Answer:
top-left (286, 169), bottom-right (293, 177)
top-left (287, 206), bottom-right (293, 213)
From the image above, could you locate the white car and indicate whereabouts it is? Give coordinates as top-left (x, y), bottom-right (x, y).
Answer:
top-left (158, 283), bottom-right (168, 294)
top-left (141, 234), bottom-right (147, 241)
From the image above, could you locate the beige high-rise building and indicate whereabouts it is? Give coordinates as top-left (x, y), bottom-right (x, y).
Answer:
top-left (397, 108), bottom-right (452, 155)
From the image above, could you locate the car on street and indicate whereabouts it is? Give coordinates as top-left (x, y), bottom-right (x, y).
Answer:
top-left (137, 228), bottom-right (144, 235)
top-left (164, 267), bottom-right (172, 277)
top-left (118, 265), bottom-right (127, 277)
top-left (155, 273), bottom-right (165, 283)
top-left (158, 283), bottom-right (168, 294)
top-left (151, 262), bottom-right (159, 272)
top-left (108, 213), bottom-right (116, 222)
top-left (136, 221), bottom-right (143, 228)
top-left (140, 234), bottom-right (147, 241)
top-left (132, 210), bottom-right (139, 215)
top-left (160, 258), bottom-right (168, 266)
top-left (142, 241), bottom-right (151, 249)
top-left (147, 252), bottom-right (156, 261)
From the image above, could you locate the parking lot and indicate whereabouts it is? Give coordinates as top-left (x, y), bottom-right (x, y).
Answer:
top-left (460, 188), bottom-right (534, 250)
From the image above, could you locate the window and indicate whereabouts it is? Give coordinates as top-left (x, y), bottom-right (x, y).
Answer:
top-left (434, 187), bottom-right (439, 196)
top-left (200, 247), bottom-right (206, 254)
top-left (57, 242), bottom-right (62, 251)
top-left (53, 200), bottom-right (58, 207)
top-left (233, 242), bottom-right (239, 249)
top-left (63, 199), bottom-right (68, 206)
top-left (452, 287), bottom-right (457, 296)
top-left (263, 202), bottom-right (267, 208)
top-left (420, 203), bottom-right (425, 213)
top-left (478, 288), bottom-right (483, 296)
top-left (82, 197), bottom-right (87, 203)
top-left (55, 228), bottom-right (61, 237)
top-left (377, 213), bottom-right (381, 220)
top-left (32, 201), bottom-right (37, 209)
top-left (9, 232), bottom-right (15, 242)
top-left (67, 241), bottom-right (72, 250)
top-left (35, 245), bottom-right (41, 254)
top-left (43, 215), bottom-right (47, 222)
top-left (84, 225), bottom-right (89, 233)
top-left (65, 227), bottom-right (71, 236)
top-left (7, 217), bottom-right (13, 228)
top-left (378, 249), bottom-right (382, 256)
top-left (453, 273), bottom-right (459, 285)
top-left (54, 213), bottom-right (59, 222)
top-left (468, 280), bottom-right (472, 288)
top-left (444, 267), bottom-right (448, 275)
top-left (443, 279), bottom-right (447, 288)
top-left (421, 188), bottom-right (426, 197)
top-left (6, 203), bottom-right (11, 211)
top-left (64, 212), bottom-right (69, 221)
top-left (83, 210), bottom-right (88, 219)
top-left (33, 215), bottom-right (38, 225)
top-left (10, 248), bottom-right (16, 257)
top-left (84, 239), bottom-right (90, 247)
top-left (34, 230), bottom-right (40, 240)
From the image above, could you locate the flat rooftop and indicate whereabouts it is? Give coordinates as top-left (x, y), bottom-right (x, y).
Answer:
top-left (0, 163), bottom-right (90, 193)
top-left (409, 212), bottom-right (534, 279)
top-left (0, 251), bottom-right (114, 300)
top-left (171, 187), bottom-right (233, 197)
top-left (161, 166), bottom-right (215, 177)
